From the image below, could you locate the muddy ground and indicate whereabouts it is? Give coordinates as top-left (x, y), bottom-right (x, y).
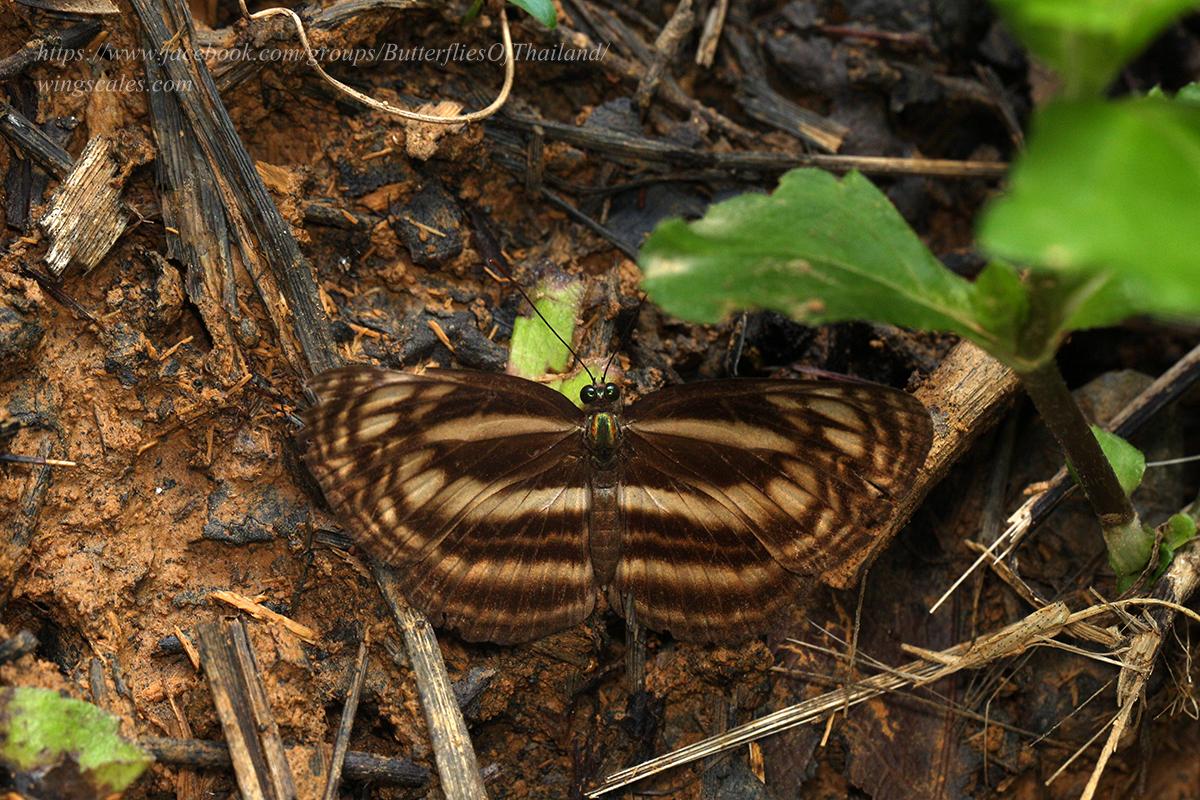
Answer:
top-left (1, 1), bottom-right (1199, 798)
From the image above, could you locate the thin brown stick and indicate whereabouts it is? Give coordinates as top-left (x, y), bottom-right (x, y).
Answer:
top-left (495, 112), bottom-right (1008, 178)
top-left (694, 0), bottom-right (730, 67)
top-left (141, 736), bottom-right (429, 786)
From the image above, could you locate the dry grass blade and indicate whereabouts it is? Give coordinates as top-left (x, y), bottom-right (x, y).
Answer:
top-left (589, 588), bottom-right (1200, 797)
top-left (588, 603), bottom-right (1076, 796)
top-left (322, 635), bottom-right (370, 800)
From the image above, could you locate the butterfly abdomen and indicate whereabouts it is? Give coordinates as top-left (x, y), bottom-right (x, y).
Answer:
top-left (585, 410), bottom-right (624, 585)
top-left (588, 466), bottom-right (623, 586)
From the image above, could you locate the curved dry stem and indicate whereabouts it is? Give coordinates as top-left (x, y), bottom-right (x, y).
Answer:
top-left (237, 1), bottom-right (514, 123)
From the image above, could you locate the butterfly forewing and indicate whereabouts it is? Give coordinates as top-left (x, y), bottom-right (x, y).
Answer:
top-left (301, 367), bottom-right (597, 643)
top-left (615, 379), bottom-right (933, 640)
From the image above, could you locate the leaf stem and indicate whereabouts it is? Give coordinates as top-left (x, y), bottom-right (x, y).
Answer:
top-left (1017, 360), bottom-right (1151, 575)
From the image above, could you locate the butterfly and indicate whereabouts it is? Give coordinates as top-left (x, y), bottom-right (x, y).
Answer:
top-left (299, 365), bottom-right (933, 644)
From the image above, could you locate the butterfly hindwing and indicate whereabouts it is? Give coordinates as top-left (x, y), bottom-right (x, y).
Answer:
top-left (617, 447), bottom-right (806, 641)
top-left (615, 379), bottom-right (933, 640)
top-left (301, 367), bottom-right (597, 643)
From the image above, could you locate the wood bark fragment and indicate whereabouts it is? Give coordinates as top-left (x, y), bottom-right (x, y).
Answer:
top-left (725, 29), bottom-right (848, 152)
top-left (0, 102), bottom-right (73, 178)
top-left (196, 619), bottom-right (298, 800)
top-left (39, 137), bottom-right (130, 276)
top-left (694, 0), bottom-right (730, 67)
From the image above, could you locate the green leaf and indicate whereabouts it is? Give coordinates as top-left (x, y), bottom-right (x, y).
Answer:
top-left (989, 0), bottom-right (1200, 98)
top-left (1090, 426), bottom-right (1146, 496)
top-left (0, 688), bottom-right (152, 796)
top-left (970, 261), bottom-right (1030, 351)
top-left (1176, 82), bottom-right (1200, 106)
top-left (462, 0), bottom-right (484, 23)
top-left (508, 277), bottom-right (582, 378)
top-left (507, 276), bottom-right (590, 405)
top-left (507, 0), bottom-right (556, 27)
top-left (980, 98), bottom-right (1200, 321)
top-left (640, 169), bottom-right (1015, 351)
top-left (1163, 512), bottom-right (1198, 552)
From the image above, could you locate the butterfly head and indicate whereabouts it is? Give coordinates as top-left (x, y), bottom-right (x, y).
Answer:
top-left (580, 382), bottom-right (621, 407)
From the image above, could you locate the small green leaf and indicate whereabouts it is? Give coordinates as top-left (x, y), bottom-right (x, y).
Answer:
top-left (640, 169), bottom-right (1016, 352)
top-left (1089, 426), bottom-right (1146, 496)
top-left (970, 261), bottom-right (1030, 350)
top-left (0, 687), bottom-right (152, 796)
top-left (1150, 513), bottom-right (1198, 580)
top-left (507, 276), bottom-right (591, 405)
top-left (1163, 512), bottom-right (1197, 551)
top-left (990, 0), bottom-right (1200, 98)
top-left (980, 98), bottom-right (1200, 321)
top-left (507, 0), bottom-right (556, 27)
top-left (462, 0), bottom-right (484, 23)
top-left (508, 277), bottom-right (582, 379)
top-left (1176, 82), bottom-right (1200, 105)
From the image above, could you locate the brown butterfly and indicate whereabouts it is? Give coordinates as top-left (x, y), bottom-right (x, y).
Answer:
top-left (299, 365), bottom-right (932, 644)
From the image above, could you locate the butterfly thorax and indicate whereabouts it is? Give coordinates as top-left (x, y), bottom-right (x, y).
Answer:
top-left (585, 410), bottom-right (621, 468)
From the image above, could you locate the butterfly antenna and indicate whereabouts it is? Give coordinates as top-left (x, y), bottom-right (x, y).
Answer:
top-left (600, 292), bottom-right (647, 382)
top-left (468, 206), bottom-right (595, 384)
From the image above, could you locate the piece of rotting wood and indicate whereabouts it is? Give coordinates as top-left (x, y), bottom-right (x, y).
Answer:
top-left (196, 619), bottom-right (298, 800)
top-left (38, 137), bottom-right (130, 276)
top-left (725, 29), bottom-right (848, 153)
top-left (139, 22), bottom-right (247, 384)
top-left (372, 563), bottom-right (489, 800)
top-left (0, 21), bottom-right (102, 82)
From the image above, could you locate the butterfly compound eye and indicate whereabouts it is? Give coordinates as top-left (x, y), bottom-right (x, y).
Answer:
top-left (580, 385), bottom-right (598, 404)
top-left (603, 383), bottom-right (620, 401)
